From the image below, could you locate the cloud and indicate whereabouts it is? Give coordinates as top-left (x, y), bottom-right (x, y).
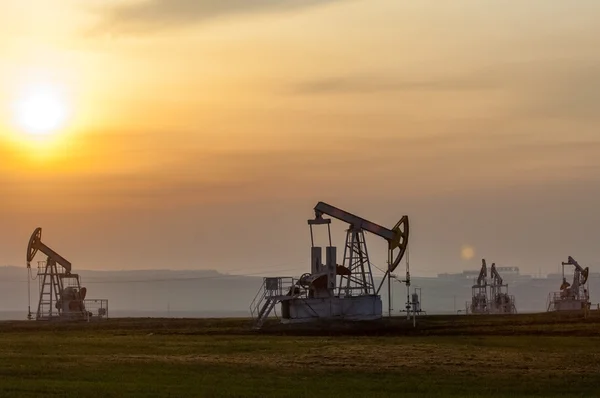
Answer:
top-left (291, 75), bottom-right (498, 95)
top-left (292, 59), bottom-right (600, 122)
top-left (95, 0), bottom-right (344, 34)
top-left (523, 64), bottom-right (600, 120)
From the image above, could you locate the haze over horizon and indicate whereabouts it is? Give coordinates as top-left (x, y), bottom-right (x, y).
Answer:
top-left (1, 1), bottom-right (599, 278)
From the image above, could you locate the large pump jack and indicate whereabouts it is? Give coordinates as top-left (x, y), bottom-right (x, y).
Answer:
top-left (27, 228), bottom-right (89, 321)
top-left (311, 202), bottom-right (409, 298)
top-left (250, 202), bottom-right (409, 328)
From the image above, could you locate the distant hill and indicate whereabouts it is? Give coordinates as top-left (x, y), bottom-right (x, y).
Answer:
top-left (1, 265), bottom-right (593, 320)
top-left (0, 266), bottom-right (264, 319)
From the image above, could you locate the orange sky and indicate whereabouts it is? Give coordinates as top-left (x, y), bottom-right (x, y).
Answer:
top-left (1, 0), bottom-right (600, 275)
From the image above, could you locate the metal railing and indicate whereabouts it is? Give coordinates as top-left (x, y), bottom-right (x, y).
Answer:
top-left (84, 299), bottom-right (109, 321)
top-left (250, 277), bottom-right (296, 321)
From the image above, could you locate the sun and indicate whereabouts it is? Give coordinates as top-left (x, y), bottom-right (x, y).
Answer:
top-left (461, 245), bottom-right (475, 260)
top-left (13, 84), bottom-right (70, 137)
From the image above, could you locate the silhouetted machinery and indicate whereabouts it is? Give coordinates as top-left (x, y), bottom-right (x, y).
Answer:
top-left (548, 256), bottom-right (590, 312)
top-left (250, 202), bottom-right (409, 328)
top-left (488, 263), bottom-right (517, 314)
top-left (26, 228), bottom-right (108, 321)
top-left (469, 259), bottom-right (488, 314)
top-left (469, 259), bottom-right (516, 314)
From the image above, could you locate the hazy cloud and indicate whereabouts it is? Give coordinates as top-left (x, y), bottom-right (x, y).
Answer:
top-left (292, 75), bottom-right (500, 95)
top-left (97, 0), bottom-right (344, 33)
top-left (526, 64), bottom-right (600, 120)
top-left (292, 60), bottom-right (600, 122)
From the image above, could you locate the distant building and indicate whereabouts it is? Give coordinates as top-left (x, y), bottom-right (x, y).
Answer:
top-left (438, 266), bottom-right (531, 282)
top-left (496, 266), bottom-right (519, 274)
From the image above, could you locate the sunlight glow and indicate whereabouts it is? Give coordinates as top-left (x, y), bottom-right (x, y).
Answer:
top-left (461, 245), bottom-right (475, 260)
top-left (13, 85), bottom-right (69, 136)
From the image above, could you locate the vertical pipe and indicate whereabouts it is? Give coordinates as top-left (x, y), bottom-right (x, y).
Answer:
top-left (413, 298), bottom-right (416, 328)
top-left (27, 267), bottom-right (31, 320)
top-left (406, 246), bottom-right (410, 320)
top-left (390, 268), bottom-right (394, 315)
top-left (388, 250), bottom-right (392, 318)
top-left (406, 283), bottom-right (410, 320)
top-left (326, 246), bottom-right (336, 294)
top-left (388, 273), bottom-right (391, 317)
top-left (49, 263), bottom-right (53, 319)
top-left (311, 247), bottom-right (322, 275)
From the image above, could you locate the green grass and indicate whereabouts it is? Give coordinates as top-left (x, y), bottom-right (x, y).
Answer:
top-left (0, 313), bottom-right (599, 397)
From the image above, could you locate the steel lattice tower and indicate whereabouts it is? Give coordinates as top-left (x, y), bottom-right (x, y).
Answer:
top-left (338, 227), bottom-right (375, 297)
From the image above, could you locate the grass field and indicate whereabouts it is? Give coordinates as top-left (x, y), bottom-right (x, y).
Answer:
top-left (0, 313), bottom-right (599, 397)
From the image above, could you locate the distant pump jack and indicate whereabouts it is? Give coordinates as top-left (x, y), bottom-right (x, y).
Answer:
top-left (26, 228), bottom-right (108, 321)
top-left (468, 259), bottom-right (517, 315)
top-left (548, 256), bottom-right (590, 313)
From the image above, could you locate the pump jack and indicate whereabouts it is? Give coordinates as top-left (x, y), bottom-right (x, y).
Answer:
top-left (312, 202), bottom-right (409, 316)
top-left (27, 228), bottom-right (89, 321)
top-left (250, 202), bottom-right (409, 328)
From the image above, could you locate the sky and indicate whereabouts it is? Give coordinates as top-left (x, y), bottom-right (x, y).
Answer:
top-left (1, 0), bottom-right (600, 277)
